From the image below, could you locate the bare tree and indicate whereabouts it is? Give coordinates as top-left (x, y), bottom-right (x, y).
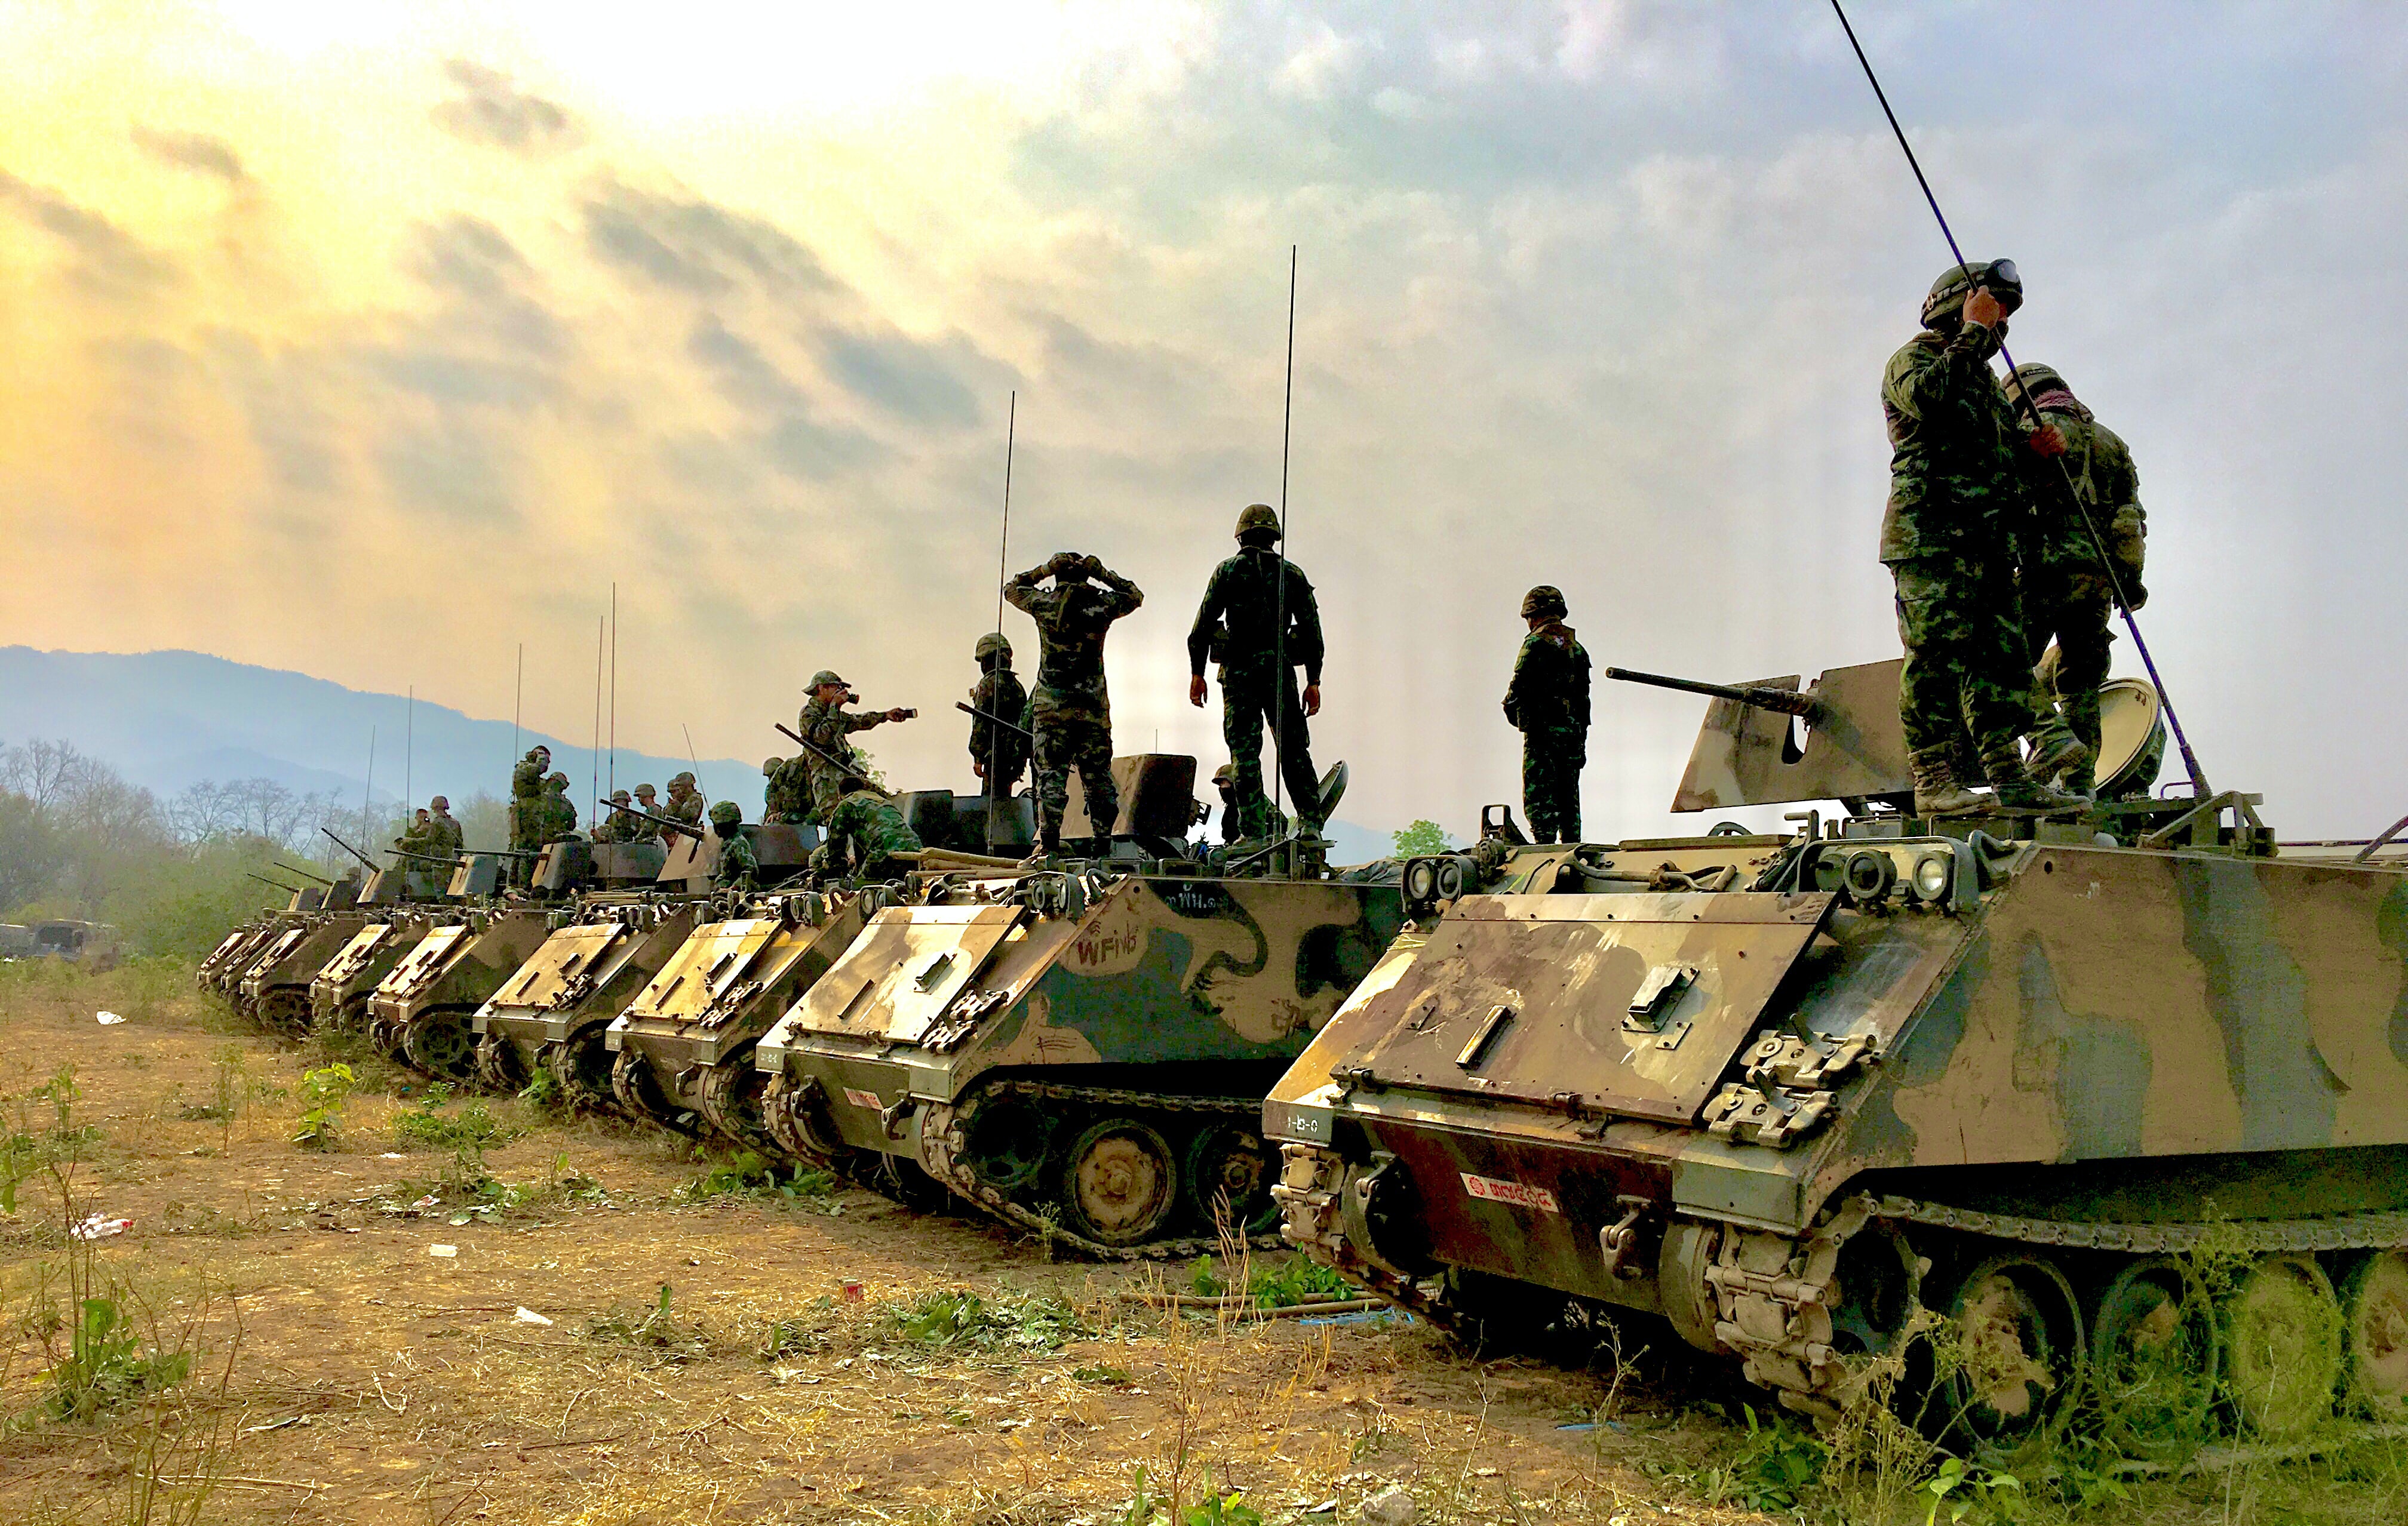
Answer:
top-left (0, 738), bottom-right (94, 813)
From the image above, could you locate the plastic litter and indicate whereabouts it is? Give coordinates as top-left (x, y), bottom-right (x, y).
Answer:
top-left (513, 1306), bottom-right (553, 1326)
top-left (71, 1214), bottom-right (133, 1240)
top-left (96, 1011), bottom-right (126, 1026)
top-left (428, 1244), bottom-right (458, 1259)
top-left (840, 1279), bottom-right (865, 1303)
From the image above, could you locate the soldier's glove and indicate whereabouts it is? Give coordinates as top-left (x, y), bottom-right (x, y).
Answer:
top-left (1080, 554), bottom-right (1107, 580)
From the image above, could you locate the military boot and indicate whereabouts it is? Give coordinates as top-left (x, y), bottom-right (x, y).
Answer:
top-left (1909, 746), bottom-right (1988, 816)
top-left (1982, 742), bottom-right (2087, 814)
top-left (2025, 722), bottom-right (2093, 792)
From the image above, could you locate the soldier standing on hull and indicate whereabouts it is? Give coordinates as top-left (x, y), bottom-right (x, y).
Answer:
top-left (539, 772), bottom-right (579, 844)
top-left (427, 796), bottom-right (464, 858)
top-left (663, 773), bottom-right (704, 837)
top-left (968, 634), bottom-right (1031, 800)
top-left (1880, 260), bottom-right (2083, 816)
top-left (797, 672), bottom-right (911, 823)
top-left (1187, 503), bottom-right (1326, 839)
top-left (508, 744), bottom-right (551, 883)
top-left (1503, 586), bottom-right (1590, 844)
top-left (707, 801), bottom-right (758, 891)
top-left (2010, 362), bottom-right (2148, 798)
top-left (1007, 552), bottom-right (1144, 858)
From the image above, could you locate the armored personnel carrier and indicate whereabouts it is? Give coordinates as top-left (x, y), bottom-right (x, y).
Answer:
top-left (604, 887), bottom-right (869, 1146)
top-left (236, 908), bottom-right (379, 1035)
top-left (472, 894), bottom-right (708, 1104)
top-left (754, 755), bottom-right (1407, 1256)
top-left (365, 903), bottom-right (554, 1079)
top-left (1269, 659), bottom-right (2408, 1440)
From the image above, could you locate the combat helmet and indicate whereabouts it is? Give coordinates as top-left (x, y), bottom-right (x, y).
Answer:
top-left (430, 795), bottom-right (449, 810)
top-left (1235, 503), bottom-right (1282, 542)
top-left (670, 770), bottom-right (696, 789)
top-left (708, 801), bottom-right (742, 827)
top-left (975, 632), bottom-right (1012, 665)
top-left (1211, 764), bottom-right (1237, 789)
top-left (610, 789), bottom-right (631, 805)
top-left (1521, 584), bottom-right (1568, 620)
top-left (762, 757), bottom-right (782, 776)
top-left (1922, 257), bottom-right (2022, 327)
top-left (807, 669), bottom-right (846, 692)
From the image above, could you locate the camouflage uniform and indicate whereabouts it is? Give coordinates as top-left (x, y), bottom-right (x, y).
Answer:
top-left (1880, 316), bottom-right (2034, 780)
top-left (627, 787), bottom-right (663, 842)
top-left (796, 697), bottom-right (893, 823)
top-left (508, 749), bottom-right (550, 856)
top-left (817, 789), bottom-right (924, 881)
top-left (1007, 555), bottom-right (1143, 851)
top-left (1188, 519), bottom-right (1324, 838)
top-left (763, 757), bottom-right (813, 824)
top-left (968, 648), bottom-right (1032, 799)
top-left (663, 776), bottom-right (705, 838)
top-left (1503, 595), bottom-right (1590, 845)
top-left (537, 774), bottom-right (578, 843)
top-left (707, 801), bottom-right (757, 891)
top-left (2012, 367), bottom-right (2146, 789)
top-left (426, 803), bottom-right (465, 858)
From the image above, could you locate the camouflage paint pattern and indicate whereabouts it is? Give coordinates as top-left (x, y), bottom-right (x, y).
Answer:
top-left (309, 914), bottom-right (427, 1030)
top-left (365, 907), bottom-right (554, 1033)
top-left (475, 900), bottom-right (705, 1050)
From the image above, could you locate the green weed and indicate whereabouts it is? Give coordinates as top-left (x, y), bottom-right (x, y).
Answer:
top-left (878, 1290), bottom-right (1089, 1353)
top-left (391, 1082), bottom-right (512, 1150)
top-left (290, 1062), bottom-right (354, 1149)
top-left (1185, 1252), bottom-right (1356, 1308)
top-left (679, 1149), bottom-right (838, 1205)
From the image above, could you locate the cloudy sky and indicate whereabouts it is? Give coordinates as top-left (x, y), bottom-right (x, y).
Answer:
top-left (4, 1), bottom-right (2401, 839)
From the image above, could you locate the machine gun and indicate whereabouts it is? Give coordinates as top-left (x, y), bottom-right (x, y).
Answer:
top-left (954, 702), bottom-right (1035, 740)
top-left (1603, 666), bottom-right (1822, 720)
top-left (245, 872), bottom-right (307, 894)
top-left (274, 861), bottom-right (334, 886)
top-left (386, 845), bottom-right (468, 867)
top-left (320, 827), bottom-right (380, 870)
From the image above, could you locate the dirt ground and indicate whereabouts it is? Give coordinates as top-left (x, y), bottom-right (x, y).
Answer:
top-left (2, 959), bottom-right (2402, 1526)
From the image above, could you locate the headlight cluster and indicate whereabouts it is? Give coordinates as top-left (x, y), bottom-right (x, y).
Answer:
top-left (1401, 854), bottom-right (1478, 912)
top-left (1813, 844), bottom-right (1961, 910)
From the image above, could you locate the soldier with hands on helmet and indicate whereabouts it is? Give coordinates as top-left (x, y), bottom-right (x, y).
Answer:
top-left (2008, 361), bottom-right (2147, 797)
top-left (707, 801), bottom-right (757, 891)
top-left (797, 670), bottom-right (911, 823)
top-left (1880, 259), bottom-right (2083, 816)
top-left (1006, 551), bottom-right (1144, 858)
top-left (1187, 503), bottom-right (1326, 839)
top-left (1503, 585), bottom-right (1590, 844)
top-left (967, 633), bottom-right (1032, 801)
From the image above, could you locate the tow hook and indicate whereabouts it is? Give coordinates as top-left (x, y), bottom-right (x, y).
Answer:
top-left (1599, 1195), bottom-right (1653, 1279)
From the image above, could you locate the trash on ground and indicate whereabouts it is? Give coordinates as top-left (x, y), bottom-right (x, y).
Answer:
top-left (95, 1010), bottom-right (126, 1025)
top-left (70, 1214), bottom-right (132, 1240)
top-left (243, 1416), bottom-right (311, 1433)
top-left (514, 1306), bottom-right (553, 1326)
top-left (428, 1244), bottom-right (458, 1259)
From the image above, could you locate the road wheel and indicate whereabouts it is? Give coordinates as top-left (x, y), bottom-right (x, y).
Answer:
top-left (611, 1048), bottom-right (689, 1133)
top-left (259, 989), bottom-right (312, 1038)
top-left (403, 1010), bottom-right (478, 1081)
top-left (1055, 1118), bottom-right (1177, 1247)
top-left (474, 1032), bottom-right (527, 1094)
top-left (697, 1057), bottom-right (771, 1152)
top-left (2223, 1253), bottom-right (2343, 1436)
top-left (2341, 1250), bottom-right (2408, 1420)
top-left (541, 1034), bottom-right (616, 1113)
top-left (2088, 1257), bottom-right (2217, 1457)
top-left (1182, 1123), bottom-right (1278, 1236)
top-left (1943, 1254), bottom-right (2085, 1448)
top-left (764, 1075), bottom-right (855, 1172)
top-left (959, 1094), bottom-right (1055, 1195)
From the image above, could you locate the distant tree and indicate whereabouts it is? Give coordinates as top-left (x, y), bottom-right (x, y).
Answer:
top-left (451, 790), bottom-right (510, 852)
top-left (0, 737), bottom-right (93, 812)
top-left (1392, 820), bottom-right (1457, 857)
top-left (0, 791), bottom-right (66, 913)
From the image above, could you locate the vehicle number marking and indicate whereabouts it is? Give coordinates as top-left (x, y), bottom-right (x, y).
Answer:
top-left (843, 1088), bottom-right (884, 1111)
top-left (1460, 1173), bottom-right (1559, 1214)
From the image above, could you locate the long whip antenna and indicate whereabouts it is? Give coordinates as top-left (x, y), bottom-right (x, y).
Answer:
top-left (609, 583), bottom-right (618, 798)
top-left (1270, 245), bottom-right (1298, 826)
top-left (591, 614), bottom-right (605, 837)
top-left (511, 643), bottom-right (523, 768)
top-left (360, 726), bottom-right (376, 866)
top-left (403, 684), bottom-right (413, 820)
top-left (1830, 0), bottom-right (2209, 798)
top-left (990, 392), bottom-right (1016, 806)
top-left (682, 724), bottom-right (708, 808)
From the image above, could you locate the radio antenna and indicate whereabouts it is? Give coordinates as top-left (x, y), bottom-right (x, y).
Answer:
top-left (988, 391), bottom-right (1017, 829)
top-left (1829, 0), bottom-right (2210, 798)
top-left (1270, 245), bottom-right (1299, 827)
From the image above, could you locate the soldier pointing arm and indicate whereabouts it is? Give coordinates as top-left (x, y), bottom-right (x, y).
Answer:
top-left (796, 670), bottom-right (911, 823)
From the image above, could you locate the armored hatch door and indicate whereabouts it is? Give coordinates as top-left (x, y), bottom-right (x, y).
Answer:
top-left (381, 923), bottom-right (472, 998)
top-left (248, 927), bottom-right (310, 974)
top-left (1343, 891), bottom-right (1836, 1122)
top-left (489, 922), bottom-right (631, 1014)
top-left (787, 904), bottom-right (1025, 1045)
top-left (625, 918), bottom-right (782, 1022)
top-left (320, 924), bottom-right (392, 984)
top-left (202, 928), bottom-right (254, 970)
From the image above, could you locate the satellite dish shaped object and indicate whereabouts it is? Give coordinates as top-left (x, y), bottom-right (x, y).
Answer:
top-left (2094, 677), bottom-right (2167, 801)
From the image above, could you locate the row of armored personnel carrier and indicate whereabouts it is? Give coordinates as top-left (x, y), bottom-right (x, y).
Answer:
top-left (197, 660), bottom-right (2408, 1450)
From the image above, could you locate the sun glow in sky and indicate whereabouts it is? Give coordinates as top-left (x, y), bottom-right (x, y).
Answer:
top-left (4, 2), bottom-right (2404, 837)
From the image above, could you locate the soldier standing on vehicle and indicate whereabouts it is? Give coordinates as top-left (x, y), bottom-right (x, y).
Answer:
top-left (1502, 586), bottom-right (1590, 844)
top-left (1187, 503), bottom-right (1326, 839)
top-left (2009, 362), bottom-right (2147, 798)
top-left (392, 808), bottom-right (436, 862)
top-left (707, 801), bottom-right (757, 891)
top-left (509, 744), bottom-right (551, 856)
top-left (797, 671), bottom-right (911, 823)
top-left (968, 633), bottom-right (1031, 801)
top-left (538, 772), bottom-right (578, 842)
top-left (663, 773), bottom-right (704, 837)
top-left (812, 776), bottom-right (924, 883)
top-left (427, 796), bottom-right (464, 857)
top-left (628, 784), bottom-right (663, 842)
top-left (1881, 260), bottom-right (2083, 816)
top-left (1008, 551), bottom-right (1144, 857)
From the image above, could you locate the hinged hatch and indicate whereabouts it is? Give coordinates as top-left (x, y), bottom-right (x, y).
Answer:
top-left (784, 904), bottom-right (1025, 1045)
top-left (380, 922), bottom-right (471, 997)
top-left (1338, 891), bottom-right (1836, 1122)
top-left (491, 922), bottom-right (631, 1012)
